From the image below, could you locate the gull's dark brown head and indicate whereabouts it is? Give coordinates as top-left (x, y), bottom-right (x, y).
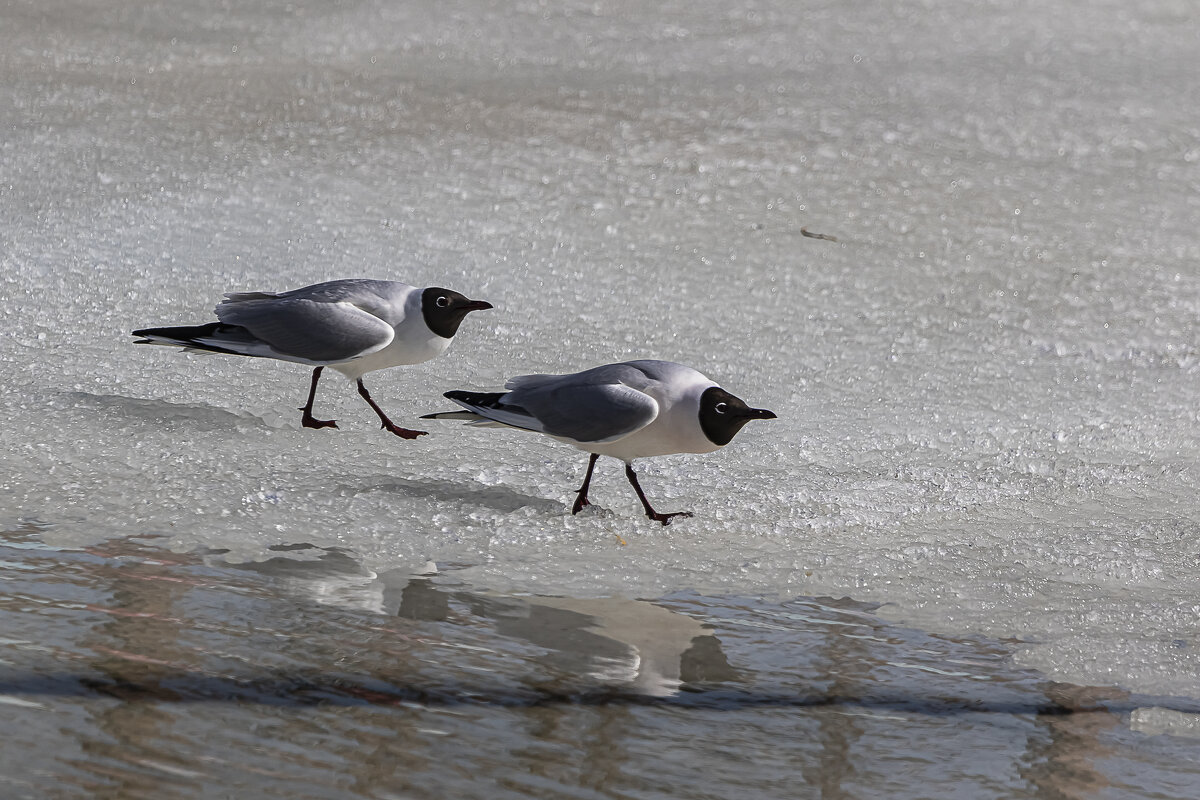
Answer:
top-left (421, 287), bottom-right (493, 338)
top-left (697, 386), bottom-right (777, 446)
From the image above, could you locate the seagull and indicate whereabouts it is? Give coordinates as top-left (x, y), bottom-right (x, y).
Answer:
top-left (133, 279), bottom-right (492, 438)
top-left (422, 359), bottom-right (776, 523)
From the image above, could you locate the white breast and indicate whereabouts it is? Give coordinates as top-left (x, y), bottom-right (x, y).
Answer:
top-left (571, 369), bottom-right (720, 461)
top-left (329, 290), bottom-right (451, 380)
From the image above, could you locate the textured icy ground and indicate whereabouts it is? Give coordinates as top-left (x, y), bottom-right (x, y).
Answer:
top-left (4, 0), bottom-right (1200, 702)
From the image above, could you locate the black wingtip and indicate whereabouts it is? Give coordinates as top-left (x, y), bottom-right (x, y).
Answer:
top-left (131, 326), bottom-right (165, 344)
top-left (443, 390), bottom-right (510, 410)
top-left (131, 323), bottom-right (222, 341)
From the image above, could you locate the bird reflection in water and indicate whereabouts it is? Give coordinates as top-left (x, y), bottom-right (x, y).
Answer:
top-left (257, 547), bottom-right (736, 699)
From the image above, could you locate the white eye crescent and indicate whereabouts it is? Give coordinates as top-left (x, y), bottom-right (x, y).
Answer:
top-left (714, 402), bottom-right (728, 414)
top-left (436, 296), bottom-right (450, 308)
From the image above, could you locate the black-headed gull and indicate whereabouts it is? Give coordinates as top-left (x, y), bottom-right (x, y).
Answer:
top-left (134, 279), bottom-right (492, 438)
top-left (422, 359), bottom-right (776, 523)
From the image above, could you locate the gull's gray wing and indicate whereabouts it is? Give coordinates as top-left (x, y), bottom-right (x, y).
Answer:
top-left (215, 297), bottom-right (394, 362)
top-left (505, 363), bottom-right (660, 443)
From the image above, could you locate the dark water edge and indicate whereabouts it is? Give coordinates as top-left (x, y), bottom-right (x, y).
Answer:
top-left (2, 523), bottom-right (1199, 800)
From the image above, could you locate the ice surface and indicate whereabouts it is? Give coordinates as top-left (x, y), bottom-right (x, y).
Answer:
top-left (3, 0), bottom-right (1200, 700)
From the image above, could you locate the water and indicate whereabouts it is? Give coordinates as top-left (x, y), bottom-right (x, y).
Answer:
top-left (4, 0), bottom-right (1200, 795)
top-left (4, 527), bottom-right (1199, 799)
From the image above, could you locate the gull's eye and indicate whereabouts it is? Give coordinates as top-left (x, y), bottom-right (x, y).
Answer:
top-left (436, 295), bottom-right (450, 308)
top-left (714, 402), bottom-right (728, 414)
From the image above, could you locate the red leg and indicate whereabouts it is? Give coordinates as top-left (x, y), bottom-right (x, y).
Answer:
top-left (299, 367), bottom-right (338, 429)
top-left (624, 462), bottom-right (693, 525)
top-left (357, 379), bottom-right (427, 439)
top-left (572, 453), bottom-right (600, 514)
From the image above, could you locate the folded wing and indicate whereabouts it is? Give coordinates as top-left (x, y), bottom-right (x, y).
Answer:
top-left (215, 297), bottom-right (394, 362)
top-left (445, 363), bottom-right (660, 444)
